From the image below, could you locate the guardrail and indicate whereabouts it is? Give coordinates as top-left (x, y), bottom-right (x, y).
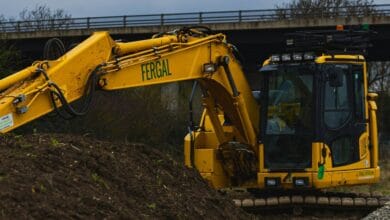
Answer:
top-left (1, 4), bottom-right (390, 33)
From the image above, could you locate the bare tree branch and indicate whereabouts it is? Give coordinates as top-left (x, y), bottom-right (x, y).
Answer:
top-left (368, 62), bottom-right (390, 92)
top-left (276, 0), bottom-right (378, 19)
top-left (16, 4), bottom-right (72, 31)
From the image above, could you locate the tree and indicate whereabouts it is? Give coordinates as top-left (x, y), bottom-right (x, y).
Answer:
top-left (15, 4), bottom-right (72, 31)
top-left (368, 62), bottom-right (390, 92)
top-left (0, 14), bottom-right (9, 32)
top-left (276, 0), bottom-right (378, 19)
top-left (0, 5), bottom-right (72, 76)
top-left (367, 62), bottom-right (390, 142)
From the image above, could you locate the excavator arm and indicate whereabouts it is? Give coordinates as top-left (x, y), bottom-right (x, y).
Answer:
top-left (0, 28), bottom-right (260, 188)
top-left (0, 32), bottom-right (114, 131)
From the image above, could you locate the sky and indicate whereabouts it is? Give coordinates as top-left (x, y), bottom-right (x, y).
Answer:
top-left (0, 0), bottom-right (389, 18)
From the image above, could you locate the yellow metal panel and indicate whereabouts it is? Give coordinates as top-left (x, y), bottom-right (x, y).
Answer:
top-left (312, 172), bottom-right (332, 188)
top-left (368, 104), bottom-right (379, 168)
top-left (359, 132), bottom-right (369, 160)
top-left (195, 149), bottom-right (214, 173)
top-left (258, 144), bottom-right (265, 172)
top-left (311, 142), bottom-right (321, 172)
top-left (315, 54), bottom-right (365, 64)
top-left (196, 132), bottom-right (220, 149)
top-left (314, 168), bottom-right (379, 188)
top-left (195, 148), bottom-right (231, 189)
top-left (257, 167), bottom-right (380, 189)
top-left (257, 172), bottom-right (312, 189)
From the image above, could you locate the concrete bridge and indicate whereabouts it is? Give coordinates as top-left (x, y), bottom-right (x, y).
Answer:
top-left (2, 4), bottom-right (390, 71)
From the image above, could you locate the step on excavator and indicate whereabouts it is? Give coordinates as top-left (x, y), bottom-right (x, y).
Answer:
top-left (0, 26), bottom-right (384, 211)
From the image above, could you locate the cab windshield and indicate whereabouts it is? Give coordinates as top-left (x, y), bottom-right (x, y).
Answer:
top-left (265, 65), bottom-right (313, 135)
top-left (259, 64), bottom-right (314, 170)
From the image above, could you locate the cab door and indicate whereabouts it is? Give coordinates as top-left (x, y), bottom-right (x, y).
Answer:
top-left (319, 64), bottom-right (367, 167)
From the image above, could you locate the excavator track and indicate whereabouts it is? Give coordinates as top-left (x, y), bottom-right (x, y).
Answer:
top-left (225, 189), bottom-right (390, 217)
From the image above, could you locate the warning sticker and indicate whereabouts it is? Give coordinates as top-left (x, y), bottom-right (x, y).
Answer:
top-left (0, 113), bottom-right (14, 131)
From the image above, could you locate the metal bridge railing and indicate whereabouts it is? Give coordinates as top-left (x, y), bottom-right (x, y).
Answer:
top-left (0, 4), bottom-right (390, 33)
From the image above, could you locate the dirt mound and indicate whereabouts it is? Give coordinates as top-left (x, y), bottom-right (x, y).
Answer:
top-left (0, 133), bottom-right (248, 219)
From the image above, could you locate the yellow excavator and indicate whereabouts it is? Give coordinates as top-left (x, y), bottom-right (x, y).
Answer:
top-left (0, 27), bottom-right (380, 198)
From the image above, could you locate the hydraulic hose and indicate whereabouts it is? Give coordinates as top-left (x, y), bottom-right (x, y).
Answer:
top-left (36, 66), bottom-right (99, 119)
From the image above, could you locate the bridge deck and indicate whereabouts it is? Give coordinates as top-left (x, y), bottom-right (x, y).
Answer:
top-left (1, 4), bottom-right (390, 39)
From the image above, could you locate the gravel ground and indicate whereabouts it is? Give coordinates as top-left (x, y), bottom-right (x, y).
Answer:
top-left (363, 202), bottom-right (390, 220)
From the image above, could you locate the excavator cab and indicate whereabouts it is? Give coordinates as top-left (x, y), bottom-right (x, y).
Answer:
top-left (256, 29), bottom-right (380, 188)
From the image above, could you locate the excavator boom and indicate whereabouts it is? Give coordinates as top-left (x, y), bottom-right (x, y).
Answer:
top-left (0, 31), bottom-right (258, 138)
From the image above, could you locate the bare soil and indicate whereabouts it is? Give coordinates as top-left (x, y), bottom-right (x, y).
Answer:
top-left (0, 133), bottom-right (249, 219)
